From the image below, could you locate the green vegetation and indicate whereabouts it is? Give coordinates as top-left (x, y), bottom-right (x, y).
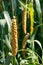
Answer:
top-left (0, 0), bottom-right (43, 65)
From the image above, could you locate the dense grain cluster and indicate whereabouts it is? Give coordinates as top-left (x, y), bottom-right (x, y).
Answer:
top-left (22, 33), bottom-right (29, 57)
top-left (11, 17), bottom-right (18, 56)
top-left (30, 8), bottom-right (34, 35)
top-left (22, 8), bottom-right (27, 34)
top-left (22, 33), bottom-right (29, 49)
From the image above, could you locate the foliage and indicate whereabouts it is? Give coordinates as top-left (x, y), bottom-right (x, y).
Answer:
top-left (0, 0), bottom-right (43, 65)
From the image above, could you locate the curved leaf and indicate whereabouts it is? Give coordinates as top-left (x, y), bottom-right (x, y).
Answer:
top-left (3, 11), bottom-right (12, 32)
top-left (34, 40), bottom-right (42, 50)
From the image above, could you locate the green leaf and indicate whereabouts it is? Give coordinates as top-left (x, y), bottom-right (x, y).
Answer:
top-left (3, 11), bottom-right (11, 32)
top-left (0, 51), bottom-right (5, 64)
top-left (12, 57), bottom-right (18, 65)
top-left (11, 0), bottom-right (17, 16)
top-left (18, 0), bottom-right (26, 9)
top-left (4, 35), bottom-right (12, 51)
top-left (42, 49), bottom-right (43, 64)
top-left (27, 39), bottom-right (42, 50)
top-left (0, 19), bottom-right (6, 27)
top-left (34, 40), bottom-right (42, 50)
top-left (4, 52), bottom-right (12, 65)
top-left (35, 0), bottom-right (41, 17)
top-left (20, 60), bottom-right (28, 65)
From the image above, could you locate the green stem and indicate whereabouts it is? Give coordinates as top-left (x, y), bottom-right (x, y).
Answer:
top-left (11, 0), bottom-right (14, 17)
top-left (12, 56), bottom-right (15, 65)
top-left (2, 0), bottom-right (5, 10)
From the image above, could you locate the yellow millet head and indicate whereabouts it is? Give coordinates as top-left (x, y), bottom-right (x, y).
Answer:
top-left (22, 9), bottom-right (27, 34)
top-left (11, 17), bottom-right (18, 56)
